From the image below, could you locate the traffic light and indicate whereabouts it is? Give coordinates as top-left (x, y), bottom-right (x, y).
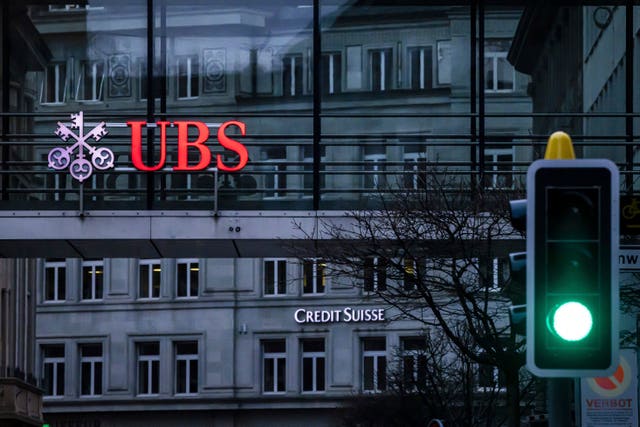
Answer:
top-left (527, 159), bottom-right (619, 377)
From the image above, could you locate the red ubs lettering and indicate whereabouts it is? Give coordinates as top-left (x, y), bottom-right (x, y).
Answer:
top-left (128, 120), bottom-right (248, 172)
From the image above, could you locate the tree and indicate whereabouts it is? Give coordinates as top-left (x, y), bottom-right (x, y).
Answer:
top-left (298, 170), bottom-right (532, 427)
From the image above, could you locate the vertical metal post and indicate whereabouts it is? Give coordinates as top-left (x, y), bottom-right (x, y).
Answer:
top-left (478, 0), bottom-right (485, 187)
top-left (312, 0), bottom-right (321, 210)
top-left (79, 183), bottom-right (84, 216)
top-left (625, 1), bottom-right (633, 193)
top-left (146, 0), bottom-right (155, 209)
top-left (470, 0), bottom-right (477, 189)
top-left (214, 168), bottom-right (219, 216)
top-left (1, 2), bottom-right (10, 201)
top-left (548, 378), bottom-right (573, 426)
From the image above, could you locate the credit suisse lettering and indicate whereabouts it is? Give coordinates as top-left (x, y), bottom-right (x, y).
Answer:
top-left (294, 307), bottom-right (385, 324)
top-left (127, 120), bottom-right (248, 172)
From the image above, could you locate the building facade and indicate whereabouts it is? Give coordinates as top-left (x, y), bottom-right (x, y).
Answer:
top-left (1, 1), bottom-right (638, 427)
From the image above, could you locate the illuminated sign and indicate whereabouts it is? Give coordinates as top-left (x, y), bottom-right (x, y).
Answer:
top-left (49, 111), bottom-right (114, 182)
top-left (127, 120), bottom-right (248, 172)
top-left (48, 112), bottom-right (249, 182)
top-left (294, 307), bottom-right (385, 324)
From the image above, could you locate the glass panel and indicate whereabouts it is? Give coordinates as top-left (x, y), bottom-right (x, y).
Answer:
top-left (264, 261), bottom-right (275, 294)
top-left (277, 260), bottom-right (287, 294)
top-left (55, 363), bottom-right (65, 395)
top-left (189, 359), bottom-right (198, 392)
top-left (276, 357), bottom-right (286, 392)
top-left (177, 263), bottom-right (187, 297)
top-left (43, 363), bottom-right (54, 395)
top-left (94, 362), bottom-right (102, 394)
top-left (302, 357), bottom-right (313, 391)
top-left (263, 359), bottom-right (274, 392)
top-left (363, 356), bottom-right (374, 390)
top-left (151, 360), bottom-right (159, 393)
top-left (177, 360), bottom-right (186, 393)
top-left (316, 357), bottom-right (325, 391)
top-left (138, 361), bottom-right (148, 394)
top-left (81, 362), bottom-right (91, 395)
top-left (45, 268), bottom-right (55, 300)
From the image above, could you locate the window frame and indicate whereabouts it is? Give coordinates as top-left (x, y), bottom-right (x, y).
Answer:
top-left (137, 341), bottom-right (160, 396)
top-left (176, 259), bottom-right (199, 298)
top-left (40, 61), bottom-right (67, 105)
top-left (302, 258), bottom-right (325, 295)
top-left (44, 260), bottom-right (66, 303)
top-left (79, 343), bottom-right (103, 397)
top-left (369, 48), bottom-right (393, 92)
top-left (264, 258), bottom-right (287, 296)
top-left (81, 260), bottom-right (104, 301)
top-left (407, 46), bottom-right (433, 90)
top-left (401, 337), bottom-right (427, 391)
top-left (75, 59), bottom-right (105, 102)
top-left (362, 337), bottom-right (386, 392)
top-left (485, 147), bottom-right (515, 189)
top-left (175, 341), bottom-right (199, 395)
top-left (301, 338), bottom-right (326, 393)
top-left (484, 42), bottom-right (516, 93)
top-left (262, 339), bottom-right (287, 394)
top-left (282, 53), bottom-right (304, 97)
top-left (321, 52), bottom-right (342, 95)
top-left (42, 344), bottom-right (65, 398)
top-left (176, 54), bottom-right (200, 100)
top-left (139, 259), bottom-right (161, 300)
top-left (364, 257), bottom-right (387, 293)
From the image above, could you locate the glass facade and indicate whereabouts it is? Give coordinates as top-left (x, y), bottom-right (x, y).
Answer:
top-left (3, 2), bottom-right (637, 211)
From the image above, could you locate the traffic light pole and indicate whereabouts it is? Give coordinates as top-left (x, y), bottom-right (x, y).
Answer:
top-left (548, 378), bottom-right (572, 426)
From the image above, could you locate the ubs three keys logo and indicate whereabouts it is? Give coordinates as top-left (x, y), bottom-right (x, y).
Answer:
top-left (48, 111), bottom-right (115, 182)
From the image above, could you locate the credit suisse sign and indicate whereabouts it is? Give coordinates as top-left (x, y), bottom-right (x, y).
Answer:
top-left (294, 307), bottom-right (385, 324)
top-left (48, 111), bottom-right (248, 182)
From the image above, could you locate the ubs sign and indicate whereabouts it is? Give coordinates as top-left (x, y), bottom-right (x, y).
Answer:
top-left (48, 111), bottom-right (249, 182)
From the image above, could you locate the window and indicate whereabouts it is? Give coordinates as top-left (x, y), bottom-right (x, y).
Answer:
top-left (477, 362), bottom-right (506, 392)
top-left (177, 259), bottom-right (199, 298)
top-left (41, 62), bottom-right (67, 104)
top-left (137, 342), bottom-right (159, 395)
top-left (301, 339), bottom-right (325, 393)
top-left (76, 60), bottom-right (105, 101)
top-left (346, 45), bottom-right (363, 90)
top-left (177, 55), bottom-right (199, 99)
top-left (82, 260), bottom-right (104, 301)
top-left (139, 260), bottom-right (161, 299)
top-left (321, 52), bottom-right (341, 95)
top-left (175, 341), bottom-right (198, 395)
top-left (303, 259), bottom-right (325, 294)
top-left (42, 344), bottom-right (65, 397)
top-left (403, 258), bottom-right (418, 290)
top-left (363, 146), bottom-right (386, 190)
top-left (44, 260), bottom-right (66, 302)
top-left (264, 259), bottom-right (287, 296)
top-left (485, 148), bottom-right (514, 189)
top-left (437, 40), bottom-right (451, 85)
top-left (408, 46), bottom-right (433, 90)
top-left (489, 257), bottom-right (509, 291)
top-left (80, 343), bottom-right (103, 396)
top-left (485, 40), bottom-right (515, 92)
top-left (362, 338), bottom-right (386, 392)
top-left (264, 147), bottom-right (287, 199)
top-left (370, 48), bottom-right (392, 92)
top-left (403, 149), bottom-right (427, 190)
top-left (364, 257), bottom-right (386, 292)
top-left (282, 54), bottom-right (303, 96)
top-left (401, 337), bottom-right (427, 390)
top-left (263, 340), bottom-right (286, 393)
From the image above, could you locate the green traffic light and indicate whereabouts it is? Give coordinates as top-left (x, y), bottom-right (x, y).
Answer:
top-left (549, 301), bottom-right (593, 342)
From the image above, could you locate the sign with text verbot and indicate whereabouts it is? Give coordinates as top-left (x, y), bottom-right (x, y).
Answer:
top-left (526, 159), bottom-right (619, 378)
